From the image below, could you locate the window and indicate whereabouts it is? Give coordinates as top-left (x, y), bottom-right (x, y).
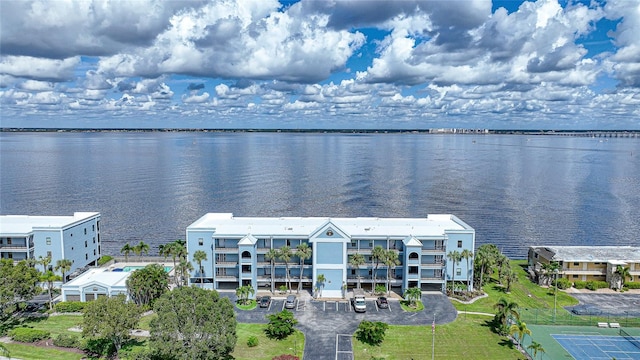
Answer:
top-left (85, 254), bottom-right (88, 260)
top-left (286, 239), bottom-right (291, 246)
top-left (92, 224), bottom-right (95, 231)
top-left (46, 237), bottom-right (51, 245)
top-left (408, 266), bottom-right (419, 274)
top-left (198, 238), bottom-right (204, 246)
top-left (409, 252), bottom-right (419, 260)
top-left (93, 237), bottom-right (95, 244)
top-left (457, 240), bottom-right (462, 248)
top-left (351, 269), bottom-right (356, 275)
top-left (85, 240), bottom-right (87, 247)
top-left (456, 268), bottom-right (462, 276)
top-left (47, 251), bottom-right (52, 258)
top-left (573, 262), bottom-right (579, 266)
top-left (572, 275), bottom-right (578, 279)
top-left (93, 249), bottom-right (96, 256)
top-left (84, 228), bottom-right (87, 235)
top-left (241, 251), bottom-right (251, 259)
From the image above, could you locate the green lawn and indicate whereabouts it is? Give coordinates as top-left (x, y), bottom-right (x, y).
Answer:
top-left (451, 260), bottom-right (578, 315)
top-left (232, 323), bottom-right (305, 360)
top-left (3, 342), bottom-right (84, 360)
top-left (353, 315), bottom-right (527, 360)
top-left (15, 314), bottom-right (82, 337)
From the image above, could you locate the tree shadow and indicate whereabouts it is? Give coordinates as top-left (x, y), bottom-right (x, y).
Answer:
top-left (498, 338), bottom-right (515, 349)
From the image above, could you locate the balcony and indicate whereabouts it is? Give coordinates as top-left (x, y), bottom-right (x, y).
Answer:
top-left (215, 247), bottom-right (238, 253)
top-left (421, 262), bottom-right (444, 269)
top-left (422, 247), bottom-right (445, 254)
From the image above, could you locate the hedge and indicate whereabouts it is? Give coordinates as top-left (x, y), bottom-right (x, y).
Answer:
top-left (53, 333), bottom-right (79, 348)
top-left (586, 280), bottom-right (609, 291)
top-left (55, 301), bottom-right (86, 313)
top-left (555, 278), bottom-right (572, 290)
top-left (9, 327), bottom-right (50, 342)
top-left (624, 282), bottom-right (640, 289)
top-left (573, 280), bottom-right (587, 289)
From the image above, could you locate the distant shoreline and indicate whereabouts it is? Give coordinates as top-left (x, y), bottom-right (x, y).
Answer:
top-left (2, 128), bottom-right (640, 136)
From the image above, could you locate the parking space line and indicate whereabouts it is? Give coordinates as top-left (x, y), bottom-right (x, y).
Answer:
top-left (336, 334), bottom-right (353, 360)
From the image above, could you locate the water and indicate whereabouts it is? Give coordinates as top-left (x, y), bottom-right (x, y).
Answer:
top-left (1, 132), bottom-right (639, 258)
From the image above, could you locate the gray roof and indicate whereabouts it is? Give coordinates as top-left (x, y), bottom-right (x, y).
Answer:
top-left (531, 246), bottom-right (640, 262)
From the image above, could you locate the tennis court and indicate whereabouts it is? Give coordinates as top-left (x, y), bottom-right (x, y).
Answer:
top-left (526, 325), bottom-right (640, 360)
top-left (552, 332), bottom-right (640, 360)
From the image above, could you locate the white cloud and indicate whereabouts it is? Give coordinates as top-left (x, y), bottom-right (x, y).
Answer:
top-left (0, 56), bottom-right (79, 81)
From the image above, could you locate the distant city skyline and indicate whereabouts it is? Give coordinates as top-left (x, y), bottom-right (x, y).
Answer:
top-left (1, 0), bottom-right (639, 130)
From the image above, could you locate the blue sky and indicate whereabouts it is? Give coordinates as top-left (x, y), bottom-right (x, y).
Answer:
top-left (1, 0), bottom-right (639, 130)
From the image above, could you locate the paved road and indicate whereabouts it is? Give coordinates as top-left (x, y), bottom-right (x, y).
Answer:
top-left (227, 292), bottom-right (457, 360)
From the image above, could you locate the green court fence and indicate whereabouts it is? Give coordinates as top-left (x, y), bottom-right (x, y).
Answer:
top-left (520, 308), bottom-right (640, 327)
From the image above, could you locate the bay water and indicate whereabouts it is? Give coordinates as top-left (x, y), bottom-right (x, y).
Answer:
top-left (1, 132), bottom-right (638, 259)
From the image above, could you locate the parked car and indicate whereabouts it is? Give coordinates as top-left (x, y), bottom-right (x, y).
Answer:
top-left (259, 296), bottom-right (271, 308)
top-left (285, 295), bottom-right (296, 309)
top-left (376, 296), bottom-right (389, 309)
top-left (353, 289), bottom-right (367, 313)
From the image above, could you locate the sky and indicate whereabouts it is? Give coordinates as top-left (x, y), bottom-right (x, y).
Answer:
top-left (1, 0), bottom-right (639, 130)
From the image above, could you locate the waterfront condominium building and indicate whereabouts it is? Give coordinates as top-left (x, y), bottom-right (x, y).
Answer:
top-left (528, 246), bottom-right (640, 286)
top-left (186, 213), bottom-right (475, 297)
top-left (0, 212), bottom-right (101, 280)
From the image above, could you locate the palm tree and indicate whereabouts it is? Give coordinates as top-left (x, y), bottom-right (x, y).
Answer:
top-left (494, 298), bottom-right (520, 328)
top-left (176, 258), bottom-right (193, 287)
top-left (277, 246), bottom-right (293, 293)
top-left (404, 286), bottom-right (422, 307)
top-left (509, 320), bottom-right (532, 349)
top-left (296, 242), bottom-right (312, 293)
top-left (168, 240), bottom-right (188, 286)
top-left (614, 265), bottom-right (632, 290)
top-left (540, 261), bottom-right (559, 286)
top-left (527, 341), bottom-right (546, 359)
top-left (496, 253), bottom-right (509, 284)
top-left (40, 270), bottom-right (61, 310)
top-left (236, 285), bottom-right (255, 305)
top-left (134, 241), bottom-right (149, 261)
top-left (371, 245), bottom-right (386, 290)
top-left (265, 248), bottom-right (278, 294)
top-left (384, 250), bottom-right (399, 294)
top-left (460, 249), bottom-right (473, 291)
top-left (54, 258), bottom-right (73, 283)
top-left (349, 253), bottom-right (366, 289)
top-left (474, 244), bottom-right (499, 288)
top-left (120, 243), bottom-right (133, 263)
top-left (502, 263), bottom-right (518, 293)
top-left (317, 273), bottom-right (326, 298)
top-left (38, 254), bottom-right (52, 273)
top-left (158, 244), bottom-right (170, 261)
top-left (447, 250), bottom-right (462, 293)
top-left (193, 250), bottom-right (207, 287)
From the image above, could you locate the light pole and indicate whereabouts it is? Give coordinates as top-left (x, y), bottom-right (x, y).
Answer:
top-left (553, 269), bottom-right (559, 323)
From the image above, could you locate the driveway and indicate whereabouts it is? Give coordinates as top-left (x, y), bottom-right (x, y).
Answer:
top-left (566, 293), bottom-right (640, 317)
top-left (224, 292), bottom-right (457, 360)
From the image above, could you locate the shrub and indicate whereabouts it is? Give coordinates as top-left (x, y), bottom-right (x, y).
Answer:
top-left (265, 310), bottom-right (298, 340)
top-left (355, 320), bottom-right (389, 346)
top-left (279, 285), bottom-right (288, 294)
top-left (574, 281), bottom-right (587, 289)
top-left (585, 281), bottom-right (608, 291)
top-left (555, 278), bottom-right (572, 290)
top-left (8, 327), bottom-right (50, 342)
top-left (624, 282), bottom-right (640, 289)
top-left (374, 285), bottom-right (386, 295)
top-left (247, 335), bottom-right (259, 347)
top-left (80, 337), bottom-right (116, 358)
top-left (53, 333), bottom-right (78, 348)
top-left (97, 255), bottom-right (113, 266)
top-left (55, 301), bottom-right (86, 313)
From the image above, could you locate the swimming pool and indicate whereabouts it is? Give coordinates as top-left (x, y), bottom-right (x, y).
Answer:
top-left (112, 266), bottom-right (173, 272)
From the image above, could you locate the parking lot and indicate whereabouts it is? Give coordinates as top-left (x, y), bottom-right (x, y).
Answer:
top-left (224, 292), bottom-right (457, 360)
top-left (567, 293), bottom-right (640, 317)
